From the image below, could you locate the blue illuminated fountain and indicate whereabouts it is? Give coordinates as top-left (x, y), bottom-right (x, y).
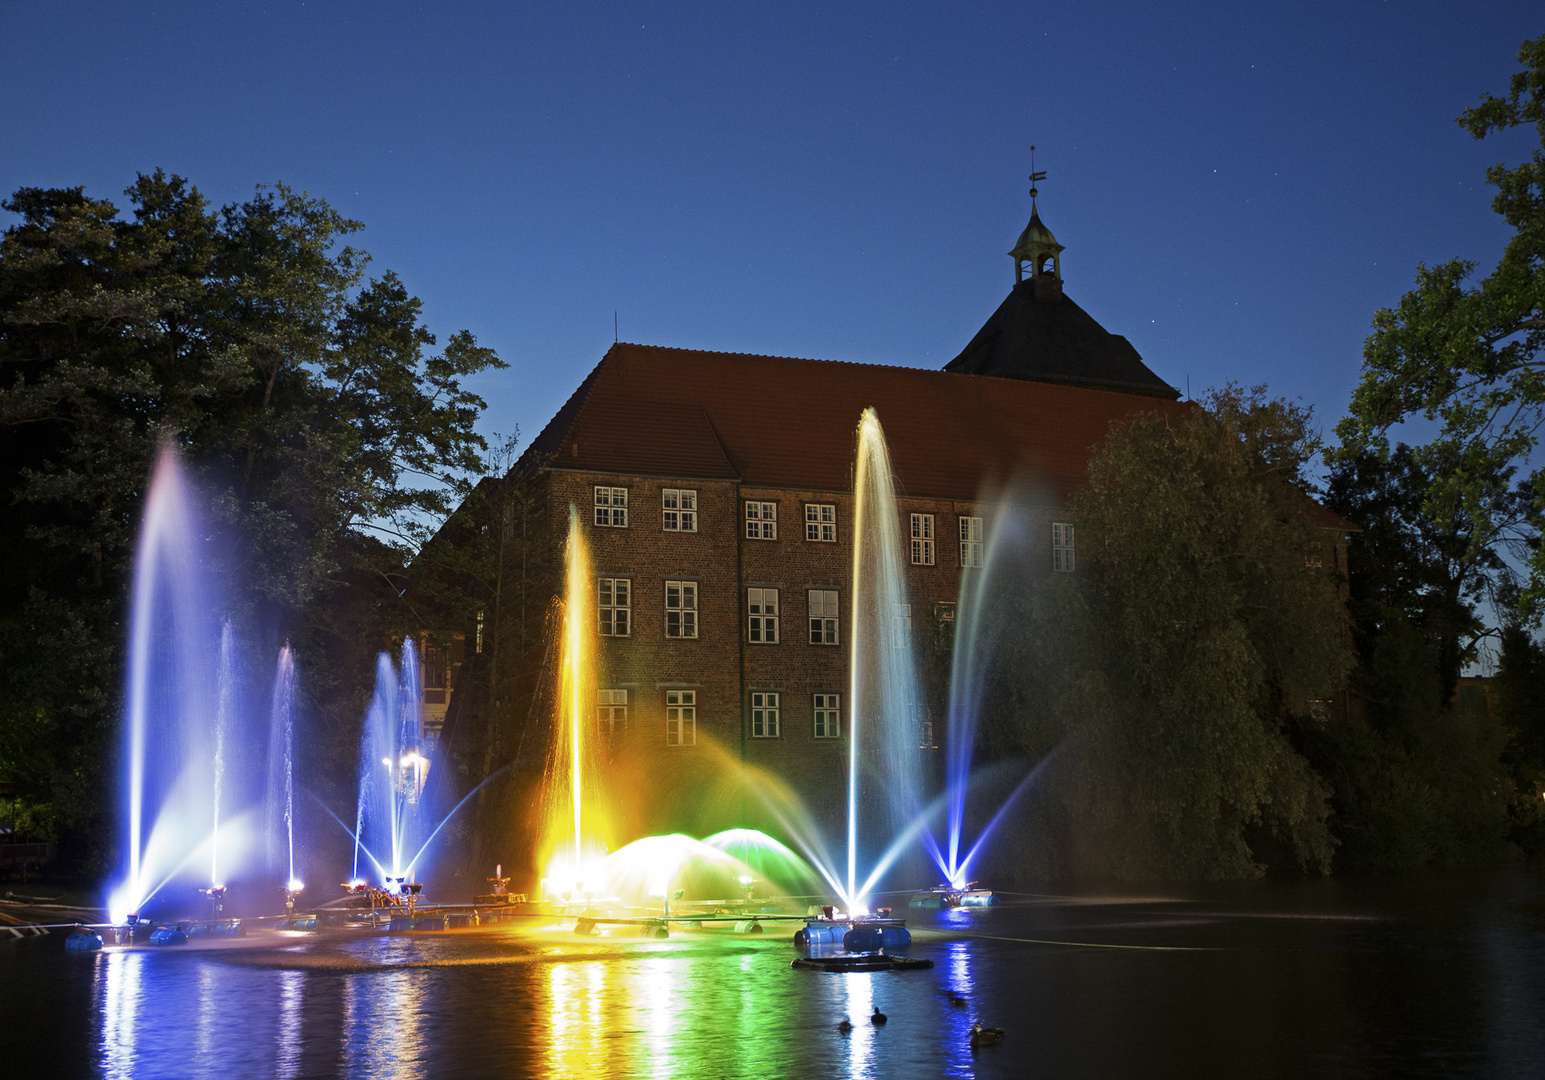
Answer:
top-left (108, 443), bottom-right (303, 923)
top-left (346, 640), bottom-right (447, 894)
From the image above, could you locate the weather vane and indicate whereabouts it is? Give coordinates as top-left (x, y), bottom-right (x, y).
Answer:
top-left (1029, 144), bottom-right (1046, 207)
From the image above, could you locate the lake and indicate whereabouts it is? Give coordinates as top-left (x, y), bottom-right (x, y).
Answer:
top-left (5, 871), bottom-right (1544, 1078)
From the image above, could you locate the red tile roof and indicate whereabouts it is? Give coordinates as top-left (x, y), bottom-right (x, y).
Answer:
top-left (526, 343), bottom-right (1197, 505)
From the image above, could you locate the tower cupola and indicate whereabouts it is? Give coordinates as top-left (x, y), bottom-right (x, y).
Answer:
top-left (1009, 207), bottom-right (1064, 285)
top-left (1009, 152), bottom-right (1064, 297)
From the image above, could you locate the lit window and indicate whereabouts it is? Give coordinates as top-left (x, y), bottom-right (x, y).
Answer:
top-left (598, 689), bottom-right (628, 734)
top-left (746, 501), bottom-right (778, 540)
top-left (748, 588), bottom-right (779, 643)
top-left (662, 489), bottom-right (697, 532)
top-left (475, 608), bottom-right (485, 654)
top-left (808, 589), bottom-right (839, 645)
top-left (960, 516), bottom-right (983, 568)
top-left (598, 578), bottom-right (631, 636)
top-left (891, 603), bottom-right (911, 650)
top-left (813, 694), bottom-right (841, 738)
top-left (594, 486), bottom-right (628, 527)
top-left (751, 691), bottom-right (780, 738)
top-left (665, 580), bottom-right (698, 639)
top-left (910, 514), bottom-right (935, 565)
top-left (805, 503), bottom-right (836, 542)
top-left (1053, 522), bottom-right (1075, 572)
top-left (666, 689), bottom-right (696, 746)
top-left (919, 719), bottom-right (938, 749)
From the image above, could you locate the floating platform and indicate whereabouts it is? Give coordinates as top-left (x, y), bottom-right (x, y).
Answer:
top-left (791, 953), bottom-right (934, 972)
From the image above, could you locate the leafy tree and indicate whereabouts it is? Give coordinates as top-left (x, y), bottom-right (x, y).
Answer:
top-left (988, 386), bottom-right (1351, 882)
top-left (1325, 445), bottom-right (1518, 702)
top-left (1493, 623), bottom-right (1545, 853)
top-left (1304, 616), bottom-right (1512, 871)
top-left (0, 171), bottom-right (505, 869)
top-left (1336, 35), bottom-right (1545, 614)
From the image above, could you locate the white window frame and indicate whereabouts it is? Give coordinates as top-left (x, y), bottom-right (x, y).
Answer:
top-left (891, 603), bottom-right (911, 650)
top-left (813, 693), bottom-right (841, 739)
top-left (1053, 522), bottom-right (1075, 572)
top-left (751, 691), bottom-right (780, 738)
top-left (808, 589), bottom-right (839, 645)
top-left (910, 513), bottom-right (935, 565)
top-left (745, 500), bottom-right (778, 540)
top-left (665, 580), bottom-right (698, 639)
top-left (960, 516), bottom-right (983, 568)
top-left (748, 587), bottom-right (779, 644)
top-left (662, 488), bottom-right (697, 532)
top-left (666, 689), bottom-right (696, 746)
top-left (598, 689), bottom-right (628, 734)
top-left (598, 577), bottom-right (631, 636)
top-left (594, 486), bottom-right (628, 528)
top-left (805, 503), bottom-right (837, 542)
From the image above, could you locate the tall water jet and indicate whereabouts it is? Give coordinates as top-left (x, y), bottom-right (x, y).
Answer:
top-left (538, 506), bottom-right (609, 897)
top-left (266, 645), bottom-right (298, 889)
top-left (847, 408), bottom-right (927, 907)
top-left (564, 505), bottom-right (589, 873)
top-left (110, 442), bottom-right (225, 921)
top-left (211, 622), bottom-right (237, 887)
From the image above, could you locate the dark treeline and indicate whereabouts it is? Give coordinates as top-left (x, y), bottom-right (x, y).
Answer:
top-left (0, 171), bottom-right (505, 876)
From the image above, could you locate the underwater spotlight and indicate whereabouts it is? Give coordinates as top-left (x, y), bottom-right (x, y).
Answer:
top-left (407, 882), bottom-right (423, 896)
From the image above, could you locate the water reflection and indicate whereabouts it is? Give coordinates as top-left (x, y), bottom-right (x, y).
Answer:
top-left (99, 950), bottom-right (142, 1080)
top-left (842, 971), bottom-right (876, 1077)
top-left (545, 957), bottom-right (613, 1078)
top-left (275, 968), bottom-right (304, 1079)
top-left (633, 954), bottom-right (680, 1079)
top-left (340, 963), bottom-right (427, 1079)
top-left (942, 940), bottom-right (976, 1078)
top-left (15, 875), bottom-right (1545, 1079)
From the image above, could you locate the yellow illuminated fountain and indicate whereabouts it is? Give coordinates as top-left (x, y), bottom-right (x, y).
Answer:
top-left (540, 505), bottom-right (613, 900)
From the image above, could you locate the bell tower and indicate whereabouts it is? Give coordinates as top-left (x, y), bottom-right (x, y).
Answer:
top-left (1008, 150), bottom-right (1064, 297)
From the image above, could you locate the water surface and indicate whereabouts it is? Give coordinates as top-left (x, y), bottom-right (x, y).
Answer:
top-left (7, 871), bottom-right (1544, 1078)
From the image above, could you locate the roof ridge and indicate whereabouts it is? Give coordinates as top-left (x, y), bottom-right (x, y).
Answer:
top-left (614, 340), bottom-right (962, 377)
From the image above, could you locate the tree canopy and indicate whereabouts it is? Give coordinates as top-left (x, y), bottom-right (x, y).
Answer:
top-left (0, 171), bottom-right (505, 866)
top-left (1336, 35), bottom-right (1545, 615)
top-left (985, 387), bottom-right (1351, 881)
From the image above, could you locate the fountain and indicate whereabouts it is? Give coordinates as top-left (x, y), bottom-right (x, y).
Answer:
top-left (347, 639), bottom-right (446, 892)
top-left (843, 408), bottom-right (931, 910)
top-left (107, 444), bottom-right (316, 926)
top-left (104, 407), bottom-right (1021, 946)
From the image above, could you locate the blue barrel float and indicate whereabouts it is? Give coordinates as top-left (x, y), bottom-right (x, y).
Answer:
top-left (793, 922), bottom-right (846, 948)
top-left (842, 925), bottom-right (912, 952)
top-left (149, 926), bottom-right (188, 946)
top-left (65, 930), bottom-right (104, 952)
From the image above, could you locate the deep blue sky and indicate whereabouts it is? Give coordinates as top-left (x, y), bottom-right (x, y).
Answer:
top-left (3, 1), bottom-right (1538, 456)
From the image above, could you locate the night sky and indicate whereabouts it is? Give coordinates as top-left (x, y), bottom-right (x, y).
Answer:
top-left (3, 1), bottom-right (1538, 457)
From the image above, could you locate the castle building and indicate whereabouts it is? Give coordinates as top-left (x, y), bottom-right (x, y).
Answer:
top-left (430, 203), bottom-right (1348, 839)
